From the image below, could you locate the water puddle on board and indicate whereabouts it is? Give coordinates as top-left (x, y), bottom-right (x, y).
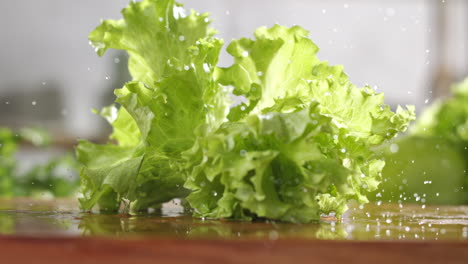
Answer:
top-left (0, 198), bottom-right (467, 241)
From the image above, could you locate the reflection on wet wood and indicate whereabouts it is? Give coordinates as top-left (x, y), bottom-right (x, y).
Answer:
top-left (0, 236), bottom-right (467, 264)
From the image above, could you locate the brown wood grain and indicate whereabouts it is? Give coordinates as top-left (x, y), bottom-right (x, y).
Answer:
top-left (0, 236), bottom-right (467, 264)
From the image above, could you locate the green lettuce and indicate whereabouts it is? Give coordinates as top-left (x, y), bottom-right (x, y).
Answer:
top-left (413, 79), bottom-right (468, 142)
top-left (77, 0), bottom-right (229, 212)
top-left (0, 127), bottom-right (79, 198)
top-left (78, 0), bottom-right (414, 222)
top-left (185, 25), bottom-right (415, 222)
top-left (372, 79), bottom-right (468, 204)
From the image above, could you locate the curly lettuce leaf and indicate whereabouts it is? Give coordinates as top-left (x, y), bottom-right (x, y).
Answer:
top-left (80, 1), bottom-right (414, 222)
top-left (89, 0), bottom-right (216, 84)
top-left (184, 25), bottom-right (414, 222)
top-left (77, 0), bottom-right (228, 212)
top-left (217, 25), bottom-right (414, 145)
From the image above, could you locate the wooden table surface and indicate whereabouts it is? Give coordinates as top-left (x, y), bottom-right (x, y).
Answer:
top-left (1, 236), bottom-right (467, 264)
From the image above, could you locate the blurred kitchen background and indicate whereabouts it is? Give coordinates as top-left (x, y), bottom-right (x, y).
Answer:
top-left (1, 0), bottom-right (467, 143)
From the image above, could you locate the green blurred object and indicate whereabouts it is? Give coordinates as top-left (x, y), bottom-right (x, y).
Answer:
top-left (371, 79), bottom-right (468, 205)
top-left (0, 128), bottom-right (18, 197)
top-left (373, 136), bottom-right (466, 204)
top-left (0, 127), bottom-right (80, 198)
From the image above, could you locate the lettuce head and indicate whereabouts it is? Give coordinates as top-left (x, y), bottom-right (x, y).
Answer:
top-left (77, 0), bottom-right (414, 222)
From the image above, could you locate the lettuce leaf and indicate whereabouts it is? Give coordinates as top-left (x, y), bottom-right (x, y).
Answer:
top-left (0, 127), bottom-right (79, 198)
top-left (413, 79), bottom-right (468, 142)
top-left (368, 79), bottom-right (468, 205)
top-left (78, 0), bottom-right (414, 222)
top-left (184, 25), bottom-right (414, 222)
top-left (77, 0), bottom-right (228, 212)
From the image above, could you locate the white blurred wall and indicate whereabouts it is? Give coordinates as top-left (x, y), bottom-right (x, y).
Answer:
top-left (0, 0), bottom-right (467, 138)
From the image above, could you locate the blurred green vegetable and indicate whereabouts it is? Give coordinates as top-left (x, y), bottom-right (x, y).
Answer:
top-left (0, 127), bottom-right (80, 198)
top-left (0, 128), bottom-right (17, 197)
top-left (373, 79), bottom-right (468, 204)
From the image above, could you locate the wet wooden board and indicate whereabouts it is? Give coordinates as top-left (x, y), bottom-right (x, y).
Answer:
top-left (1, 236), bottom-right (468, 264)
top-left (1, 199), bottom-right (467, 263)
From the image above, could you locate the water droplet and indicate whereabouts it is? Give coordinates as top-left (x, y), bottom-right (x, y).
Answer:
top-left (184, 65), bottom-right (190, 71)
top-left (31, 101), bottom-right (37, 106)
top-left (340, 148), bottom-right (346, 153)
top-left (114, 58), bottom-right (120, 64)
top-left (204, 18), bottom-right (209, 23)
top-left (105, 76), bottom-right (110, 80)
top-left (269, 230), bottom-right (279, 240)
top-left (242, 51), bottom-right (249, 57)
top-left (158, 17), bottom-right (164, 22)
top-left (385, 219), bottom-right (392, 224)
top-left (257, 71), bottom-right (263, 76)
top-left (390, 143), bottom-right (399, 153)
top-left (179, 35), bottom-right (185, 41)
top-left (203, 63), bottom-right (210, 73)
top-left (322, 9), bottom-right (327, 14)
top-left (424, 98), bottom-right (429, 104)
top-left (405, 226), bottom-right (410, 232)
